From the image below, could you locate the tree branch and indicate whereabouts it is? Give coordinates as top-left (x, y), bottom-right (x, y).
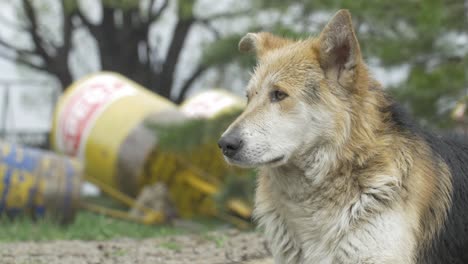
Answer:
top-left (146, 40), bottom-right (153, 67)
top-left (0, 38), bottom-right (35, 55)
top-left (77, 10), bottom-right (92, 27)
top-left (76, 9), bottom-right (100, 37)
top-left (149, 0), bottom-right (169, 22)
top-left (148, 0), bottom-right (156, 18)
top-left (158, 16), bottom-right (195, 98)
top-left (175, 64), bottom-right (208, 103)
top-left (193, 8), bottom-right (251, 40)
top-left (0, 50), bottom-right (45, 71)
top-left (21, 0), bottom-right (51, 63)
top-left (196, 19), bottom-right (221, 39)
top-left (0, 14), bottom-right (28, 31)
top-left (59, 0), bottom-right (74, 54)
top-left (196, 8), bottom-right (252, 23)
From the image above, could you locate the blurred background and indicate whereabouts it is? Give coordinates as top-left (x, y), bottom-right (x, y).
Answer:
top-left (0, 0), bottom-right (466, 148)
top-left (0, 0), bottom-right (466, 262)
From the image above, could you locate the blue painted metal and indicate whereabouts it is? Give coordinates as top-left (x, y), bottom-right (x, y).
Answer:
top-left (0, 142), bottom-right (82, 224)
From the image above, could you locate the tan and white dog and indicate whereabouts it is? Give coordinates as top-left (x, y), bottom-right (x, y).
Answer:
top-left (219, 9), bottom-right (468, 264)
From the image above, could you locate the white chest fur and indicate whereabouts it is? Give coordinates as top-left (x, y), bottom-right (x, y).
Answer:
top-left (254, 168), bottom-right (417, 264)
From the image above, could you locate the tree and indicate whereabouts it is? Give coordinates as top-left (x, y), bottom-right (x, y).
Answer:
top-left (0, 0), bottom-right (250, 102)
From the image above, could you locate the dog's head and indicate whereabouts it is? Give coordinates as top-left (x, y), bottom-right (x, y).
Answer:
top-left (219, 10), bottom-right (366, 168)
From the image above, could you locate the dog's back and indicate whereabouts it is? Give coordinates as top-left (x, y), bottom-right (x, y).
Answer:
top-left (421, 135), bottom-right (468, 263)
top-left (389, 103), bottom-right (468, 263)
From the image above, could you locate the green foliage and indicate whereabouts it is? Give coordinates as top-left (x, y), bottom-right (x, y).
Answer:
top-left (62, 0), bottom-right (79, 14)
top-left (102, 0), bottom-right (139, 10)
top-left (272, 25), bottom-right (309, 40)
top-left (391, 60), bottom-right (467, 128)
top-left (203, 0), bottom-right (467, 128)
top-left (201, 34), bottom-right (248, 66)
top-left (329, 0), bottom-right (467, 128)
top-left (178, 0), bottom-right (196, 19)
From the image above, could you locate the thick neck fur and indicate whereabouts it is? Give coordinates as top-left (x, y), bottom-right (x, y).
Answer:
top-left (263, 78), bottom-right (401, 221)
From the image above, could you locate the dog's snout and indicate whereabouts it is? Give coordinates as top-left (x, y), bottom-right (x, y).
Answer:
top-left (218, 133), bottom-right (243, 158)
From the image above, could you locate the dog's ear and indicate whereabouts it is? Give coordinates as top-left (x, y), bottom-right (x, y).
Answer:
top-left (318, 10), bottom-right (362, 88)
top-left (239, 32), bottom-right (291, 58)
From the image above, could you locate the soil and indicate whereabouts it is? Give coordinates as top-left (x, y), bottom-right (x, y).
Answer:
top-left (0, 230), bottom-right (273, 264)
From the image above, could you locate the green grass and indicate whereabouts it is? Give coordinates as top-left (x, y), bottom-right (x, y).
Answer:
top-left (0, 197), bottom-right (226, 242)
top-left (0, 211), bottom-right (183, 242)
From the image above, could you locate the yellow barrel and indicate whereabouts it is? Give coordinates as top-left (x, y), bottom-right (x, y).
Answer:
top-left (0, 142), bottom-right (82, 224)
top-left (51, 72), bottom-right (177, 194)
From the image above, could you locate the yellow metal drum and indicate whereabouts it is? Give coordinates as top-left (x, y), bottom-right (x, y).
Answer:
top-left (51, 72), bottom-right (177, 194)
top-left (0, 142), bottom-right (82, 224)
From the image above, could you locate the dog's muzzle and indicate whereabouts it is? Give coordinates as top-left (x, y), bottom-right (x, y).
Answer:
top-left (218, 131), bottom-right (243, 158)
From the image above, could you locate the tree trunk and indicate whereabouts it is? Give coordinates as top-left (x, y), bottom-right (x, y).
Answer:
top-left (157, 18), bottom-right (195, 99)
top-left (56, 67), bottom-right (73, 90)
top-left (95, 7), bottom-right (155, 92)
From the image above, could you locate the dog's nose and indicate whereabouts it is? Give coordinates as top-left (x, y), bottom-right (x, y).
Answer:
top-left (218, 135), bottom-right (243, 158)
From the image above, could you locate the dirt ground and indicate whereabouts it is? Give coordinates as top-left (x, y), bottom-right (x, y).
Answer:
top-left (0, 229), bottom-right (273, 264)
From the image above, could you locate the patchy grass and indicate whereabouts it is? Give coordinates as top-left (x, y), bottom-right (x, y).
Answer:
top-left (0, 211), bottom-right (183, 242)
top-left (202, 233), bottom-right (228, 248)
top-left (111, 248), bottom-right (129, 257)
top-left (159, 241), bottom-right (182, 251)
top-left (0, 197), bottom-right (226, 242)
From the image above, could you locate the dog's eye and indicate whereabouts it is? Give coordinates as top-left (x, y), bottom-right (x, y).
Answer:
top-left (270, 90), bottom-right (288, 102)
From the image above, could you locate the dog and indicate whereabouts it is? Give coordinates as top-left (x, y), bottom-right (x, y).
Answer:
top-left (218, 9), bottom-right (468, 264)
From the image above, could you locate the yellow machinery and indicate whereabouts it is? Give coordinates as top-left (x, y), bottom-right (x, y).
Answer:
top-left (51, 72), bottom-right (251, 225)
